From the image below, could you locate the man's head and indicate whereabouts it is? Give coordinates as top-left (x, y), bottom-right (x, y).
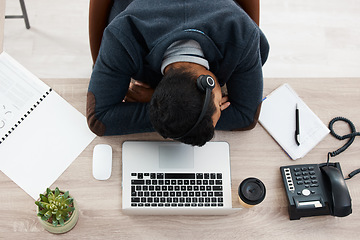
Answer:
top-left (149, 64), bottom-right (223, 146)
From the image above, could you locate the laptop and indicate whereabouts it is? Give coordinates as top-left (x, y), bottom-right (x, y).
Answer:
top-left (122, 141), bottom-right (239, 215)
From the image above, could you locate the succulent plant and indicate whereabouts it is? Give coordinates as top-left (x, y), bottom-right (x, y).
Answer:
top-left (35, 187), bottom-right (75, 227)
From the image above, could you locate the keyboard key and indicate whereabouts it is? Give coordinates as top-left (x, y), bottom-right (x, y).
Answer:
top-left (165, 173), bottom-right (195, 179)
top-left (132, 180), bottom-right (144, 185)
top-left (213, 186), bottom-right (223, 191)
top-left (131, 197), bottom-right (140, 202)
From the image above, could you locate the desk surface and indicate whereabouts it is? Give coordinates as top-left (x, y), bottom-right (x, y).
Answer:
top-left (1, 2), bottom-right (359, 238)
top-left (0, 77), bottom-right (359, 239)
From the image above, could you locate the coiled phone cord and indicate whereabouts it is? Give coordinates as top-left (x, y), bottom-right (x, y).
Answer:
top-left (326, 117), bottom-right (360, 180)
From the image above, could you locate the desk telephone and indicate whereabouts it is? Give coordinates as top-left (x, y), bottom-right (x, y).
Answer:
top-left (280, 162), bottom-right (352, 220)
top-left (280, 117), bottom-right (360, 220)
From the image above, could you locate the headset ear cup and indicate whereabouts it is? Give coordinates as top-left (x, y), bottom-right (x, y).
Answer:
top-left (197, 75), bottom-right (215, 92)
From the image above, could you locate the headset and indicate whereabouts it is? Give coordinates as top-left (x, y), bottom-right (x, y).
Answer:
top-left (173, 75), bottom-right (215, 140)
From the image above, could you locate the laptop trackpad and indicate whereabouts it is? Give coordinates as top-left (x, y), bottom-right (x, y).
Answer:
top-left (159, 145), bottom-right (194, 169)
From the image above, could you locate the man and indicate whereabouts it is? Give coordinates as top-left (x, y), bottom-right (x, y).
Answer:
top-left (87, 0), bottom-right (269, 146)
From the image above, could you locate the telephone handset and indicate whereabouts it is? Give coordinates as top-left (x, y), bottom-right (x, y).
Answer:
top-left (280, 162), bottom-right (352, 220)
top-left (320, 165), bottom-right (352, 217)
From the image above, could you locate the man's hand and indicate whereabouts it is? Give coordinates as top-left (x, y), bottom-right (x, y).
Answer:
top-left (220, 95), bottom-right (231, 111)
top-left (123, 80), bottom-right (154, 103)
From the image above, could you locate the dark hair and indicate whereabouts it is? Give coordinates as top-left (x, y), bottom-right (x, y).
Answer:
top-left (149, 67), bottom-right (216, 146)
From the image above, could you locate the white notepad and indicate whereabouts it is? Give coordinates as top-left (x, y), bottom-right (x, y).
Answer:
top-left (259, 83), bottom-right (329, 160)
top-left (0, 52), bottom-right (95, 199)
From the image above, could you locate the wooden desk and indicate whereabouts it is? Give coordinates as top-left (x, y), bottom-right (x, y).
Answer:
top-left (0, 2), bottom-right (359, 238)
top-left (0, 78), bottom-right (359, 239)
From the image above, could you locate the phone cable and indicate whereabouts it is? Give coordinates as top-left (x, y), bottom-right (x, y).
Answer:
top-left (326, 116), bottom-right (360, 180)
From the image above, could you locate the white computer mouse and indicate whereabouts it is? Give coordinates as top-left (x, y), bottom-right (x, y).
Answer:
top-left (92, 144), bottom-right (112, 180)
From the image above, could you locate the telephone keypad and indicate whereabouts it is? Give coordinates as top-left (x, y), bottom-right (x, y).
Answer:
top-left (281, 165), bottom-right (320, 195)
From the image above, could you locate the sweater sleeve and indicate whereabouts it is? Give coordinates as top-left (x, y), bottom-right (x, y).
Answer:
top-left (86, 26), bottom-right (154, 136)
top-left (215, 29), bottom-right (264, 131)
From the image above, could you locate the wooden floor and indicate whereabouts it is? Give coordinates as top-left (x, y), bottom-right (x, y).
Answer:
top-left (3, 0), bottom-right (360, 78)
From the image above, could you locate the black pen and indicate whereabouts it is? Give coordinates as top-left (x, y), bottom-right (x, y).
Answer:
top-left (295, 103), bottom-right (300, 146)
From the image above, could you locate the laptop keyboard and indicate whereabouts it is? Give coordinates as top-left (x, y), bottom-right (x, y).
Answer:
top-left (130, 173), bottom-right (224, 208)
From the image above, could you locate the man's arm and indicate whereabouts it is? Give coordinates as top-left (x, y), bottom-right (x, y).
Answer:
top-left (87, 26), bottom-right (155, 136)
top-left (89, 0), bottom-right (113, 64)
top-left (215, 29), bottom-right (264, 131)
top-left (234, 0), bottom-right (260, 26)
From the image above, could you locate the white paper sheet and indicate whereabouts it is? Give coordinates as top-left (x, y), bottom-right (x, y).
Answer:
top-left (0, 52), bottom-right (95, 199)
top-left (259, 83), bottom-right (329, 160)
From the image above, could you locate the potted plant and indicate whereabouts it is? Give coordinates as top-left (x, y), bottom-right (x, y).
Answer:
top-left (35, 187), bottom-right (79, 234)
